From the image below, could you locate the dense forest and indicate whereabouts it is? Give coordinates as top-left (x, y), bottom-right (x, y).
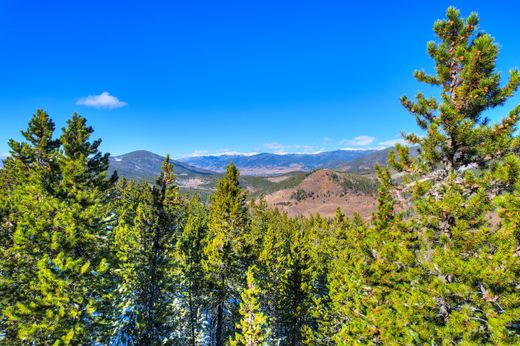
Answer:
top-left (1, 7), bottom-right (519, 345)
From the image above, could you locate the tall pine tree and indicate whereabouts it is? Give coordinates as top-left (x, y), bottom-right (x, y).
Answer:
top-left (203, 162), bottom-right (249, 346)
top-left (175, 194), bottom-right (209, 345)
top-left (2, 113), bottom-right (116, 344)
top-left (0, 110), bottom-right (61, 342)
top-left (230, 266), bottom-right (270, 346)
top-left (392, 7), bottom-right (520, 343)
top-left (112, 155), bottom-right (184, 345)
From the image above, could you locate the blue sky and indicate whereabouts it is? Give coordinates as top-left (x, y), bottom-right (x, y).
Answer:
top-left (1, 1), bottom-right (519, 158)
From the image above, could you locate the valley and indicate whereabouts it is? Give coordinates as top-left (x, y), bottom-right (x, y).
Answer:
top-left (109, 148), bottom-right (386, 218)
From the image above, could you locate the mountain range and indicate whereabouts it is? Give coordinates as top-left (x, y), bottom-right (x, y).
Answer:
top-left (3, 147), bottom-right (408, 178)
top-left (178, 149), bottom-right (378, 175)
top-left (3, 149), bottom-right (396, 217)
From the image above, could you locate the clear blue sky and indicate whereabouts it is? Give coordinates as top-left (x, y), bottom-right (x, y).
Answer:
top-left (1, 1), bottom-right (519, 158)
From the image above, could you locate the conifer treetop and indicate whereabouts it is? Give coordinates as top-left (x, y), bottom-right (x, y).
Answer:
top-left (398, 7), bottom-right (520, 173)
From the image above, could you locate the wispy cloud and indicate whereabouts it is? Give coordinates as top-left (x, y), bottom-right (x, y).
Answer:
top-left (76, 91), bottom-right (128, 109)
top-left (181, 150), bottom-right (210, 157)
top-left (263, 142), bottom-right (322, 154)
top-left (179, 149), bottom-right (258, 158)
top-left (321, 137), bottom-right (333, 144)
top-left (264, 142), bottom-right (285, 150)
top-left (341, 135), bottom-right (375, 147)
top-left (340, 147), bottom-right (384, 151)
top-left (378, 138), bottom-right (408, 147)
top-left (214, 150), bottom-right (258, 156)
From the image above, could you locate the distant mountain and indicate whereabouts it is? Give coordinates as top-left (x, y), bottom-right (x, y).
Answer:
top-left (336, 146), bottom-right (419, 172)
top-left (109, 150), bottom-right (215, 182)
top-left (179, 150), bottom-right (378, 176)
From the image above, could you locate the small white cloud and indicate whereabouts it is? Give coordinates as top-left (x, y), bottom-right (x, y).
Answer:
top-left (214, 151), bottom-right (258, 156)
top-left (379, 138), bottom-right (408, 147)
top-left (340, 147), bottom-right (384, 151)
top-left (322, 137), bottom-right (332, 144)
top-left (264, 142), bottom-right (285, 150)
top-left (76, 91), bottom-right (128, 109)
top-left (263, 142), bottom-right (321, 154)
top-left (180, 150), bottom-right (209, 158)
top-left (341, 135), bottom-right (376, 147)
top-left (179, 150), bottom-right (258, 158)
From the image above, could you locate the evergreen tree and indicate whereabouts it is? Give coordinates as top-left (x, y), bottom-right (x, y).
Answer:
top-left (299, 214), bottom-right (335, 345)
top-left (0, 110), bottom-right (61, 342)
top-left (112, 155), bottom-right (184, 345)
top-left (246, 198), bottom-right (270, 267)
top-left (392, 7), bottom-right (520, 343)
top-left (230, 266), bottom-right (270, 346)
top-left (278, 218), bottom-right (315, 346)
top-left (256, 208), bottom-right (287, 345)
top-left (1, 113), bottom-right (116, 344)
top-left (175, 195), bottom-right (209, 346)
top-left (202, 162), bottom-right (249, 346)
top-left (326, 166), bottom-right (421, 344)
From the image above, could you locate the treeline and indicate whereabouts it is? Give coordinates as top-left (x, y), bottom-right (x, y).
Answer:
top-left (1, 7), bottom-right (520, 345)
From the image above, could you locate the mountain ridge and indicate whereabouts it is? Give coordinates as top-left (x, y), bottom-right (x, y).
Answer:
top-left (109, 150), bottom-right (216, 181)
top-left (178, 149), bottom-right (379, 175)
top-left (107, 147), bottom-right (408, 185)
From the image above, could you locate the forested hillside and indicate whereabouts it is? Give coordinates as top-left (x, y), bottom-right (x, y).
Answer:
top-left (1, 7), bottom-right (519, 345)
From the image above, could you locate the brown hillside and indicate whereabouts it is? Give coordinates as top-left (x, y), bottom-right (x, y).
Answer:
top-left (264, 169), bottom-right (377, 219)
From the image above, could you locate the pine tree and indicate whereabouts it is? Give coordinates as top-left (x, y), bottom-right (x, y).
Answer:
top-left (278, 218), bottom-right (315, 346)
top-left (6, 109), bottom-right (61, 177)
top-left (175, 194), bottom-right (209, 346)
top-left (326, 165), bottom-right (420, 344)
top-left (391, 7), bottom-right (520, 343)
top-left (112, 155), bottom-right (184, 345)
top-left (310, 209), bottom-right (349, 346)
top-left (246, 198), bottom-right (270, 266)
top-left (111, 179), bottom-right (151, 344)
top-left (492, 154), bottom-right (520, 340)
top-left (202, 162), bottom-right (249, 346)
top-left (256, 208), bottom-right (287, 345)
top-left (0, 110), bottom-right (61, 342)
top-left (1, 112), bottom-right (116, 344)
top-left (230, 266), bottom-right (270, 346)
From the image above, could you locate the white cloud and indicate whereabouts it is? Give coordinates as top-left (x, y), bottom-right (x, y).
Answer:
top-left (379, 138), bottom-right (408, 147)
top-left (264, 142), bottom-right (285, 150)
top-left (180, 150), bottom-right (209, 158)
top-left (341, 135), bottom-right (376, 147)
top-left (322, 137), bottom-right (332, 144)
top-left (340, 147), bottom-right (384, 151)
top-left (214, 151), bottom-right (258, 156)
top-left (263, 142), bottom-right (321, 154)
top-left (76, 91), bottom-right (128, 109)
top-left (179, 150), bottom-right (258, 158)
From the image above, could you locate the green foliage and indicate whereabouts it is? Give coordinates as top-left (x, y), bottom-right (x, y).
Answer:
top-left (111, 155), bottom-right (184, 345)
top-left (202, 162), bottom-right (249, 346)
top-left (1, 112), bottom-right (116, 344)
top-left (175, 194), bottom-right (209, 345)
top-left (1, 7), bottom-right (519, 345)
top-left (230, 266), bottom-right (270, 346)
top-left (291, 188), bottom-right (314, 202)
top-left (391, 6), bottom-right (520, 344)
